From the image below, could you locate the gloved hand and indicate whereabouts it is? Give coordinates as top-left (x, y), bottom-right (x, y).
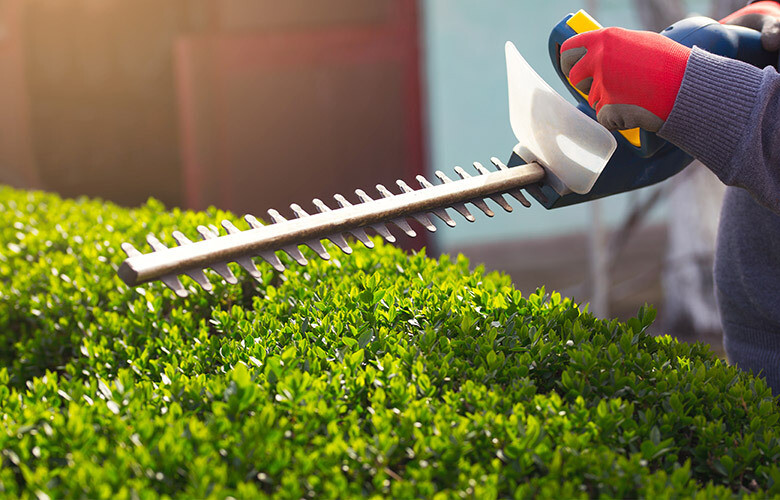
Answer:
top-left (560, 28), bottom-right (691, 132)
top-left (721, 1), bottom-right (780, 51)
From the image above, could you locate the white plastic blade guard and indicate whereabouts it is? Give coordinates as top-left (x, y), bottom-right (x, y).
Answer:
top-left (505, 41), bottom-right (617, 194)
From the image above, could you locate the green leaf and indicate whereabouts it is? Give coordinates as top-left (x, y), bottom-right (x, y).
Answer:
top-left (486, 350), bottom-right (497, 369)
top-left (350, 349), bottom-right (365, 367)
top-left (669, 393), bottom-right (683, 414)
top-left (358, 329), bottom-right (373, 349)
top-left (650, 426), bottom-right (661, 446)
top-left (231, 363), bottom-right (251, 387)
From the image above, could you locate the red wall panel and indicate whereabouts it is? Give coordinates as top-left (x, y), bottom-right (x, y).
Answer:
top-left (175, 0), bottom-right (427, 249)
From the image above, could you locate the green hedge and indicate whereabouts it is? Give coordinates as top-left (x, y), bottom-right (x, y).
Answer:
top-left (1, 185), bottom-right (780, 498)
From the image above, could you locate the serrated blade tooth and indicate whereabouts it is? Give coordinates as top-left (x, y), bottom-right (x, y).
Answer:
top-left (228, 217), bottom-right (285, 272)
top-left (197, 225), bottom-right (218, 240)
top-left (473, 161), bottom-right (491, 175)
top-left (146, 234), bottom-right (168, 252)
top-left (210, 262), bottom-right (238, 284)
top-left (470, 161), bottom-right (510, 212)
top-left (490, 157), bottom-right (509, 170)
top-left (267, 209), bottom-right (287, 224)
top-left (369, 225), bottom-right (392, 244)
top-left (412, 177), bottom-right (441, 229)
top-left (396, 179), bottom-right (414, 193)
top-left (198, 226), bottom-right (243, 283)
top-left (363, 183), bottom-right (413, 235)
top-left (208, 224), bottom-right (220, 235)
top-left (400, 179), bottom-right (436, 233)
top-left (161, 275), bottom-right (188, 297)
top-left (166, 228), bottom-right (209, 288)
top-left (434, 174), bottom-right (476, 223)
top-left (349, 227), bottom-right (376, 247)
top-left (436, 189), bottom-right (475, 221)
top-left (261, 252), bottom-right (286, 272)
top-left (434, 170), bottom-right (453, 183)
top-left (431, 208), bottom-right (456, 227)
top-left (306, 240), bottom-right (330, 260)
top-left (283, 246), bottom-right (308, 266)
top-left (290, 204), bottom-right (330, 259)
top-left (490, 193), bottom-right (513, 213)
top-left (355, 189), bottom-right (373, 203)
top-left (333, 196), bottom-right (378, 246)
top-left (471, 199), bottom-right (495, 217)
top-left (235, 256), bottom-right (263, 281)
top-left (310, 202), bottom-right (352, 252)
top-left (508, 189), bottom-right (532, 208)
top-left (222, 220), bottom-right (241, 234)
top-left (454, 166), bottom-right (472, 179)
top-left (270, 210), bottom-right (308, 263)
top-left (412, 212), bottom-right (436, 232)
top-left (416, 175), bottom-right (434, 189)
top-left (406, 175), bottom-right (442, 229)
top-left (376, 184), bottom-right (394, 198)
top-left (391, 218), bottom-right (416, 237)
top-left (312, 198), bottom-right (331, 213)
top-left (121, 242), bottom-right (142, 258)
top-left (201, 224), bottom-right (254, 281)
top-left (334, 194), bottom-right (352, 208)
top-left (185, 268), bottom-right (212, 291)
top-left (326, 233), bottom-right (352, 254)
top-left (177, 229), bottom-right (237, 283)
top-left (172, 230), bottom-right (192, 246)
top-left (290, 203), bottom-right (309, 218)
top-left (374, 184), bottom-right (420, 234)
top-left (244, 214), bottom-right (263, 229)
top-left (451, 203), bottom-right (475, 222)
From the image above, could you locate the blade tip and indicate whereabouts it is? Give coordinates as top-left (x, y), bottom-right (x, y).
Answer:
top-left (117, 261), bottom-right (139, 287)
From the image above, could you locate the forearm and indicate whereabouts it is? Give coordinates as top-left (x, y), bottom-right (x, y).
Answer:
top-left (658, 47), bottom-right (780, 213)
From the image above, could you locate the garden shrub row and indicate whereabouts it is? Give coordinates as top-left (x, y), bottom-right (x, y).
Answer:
top-left (1, 185), bottom-right (780, 498)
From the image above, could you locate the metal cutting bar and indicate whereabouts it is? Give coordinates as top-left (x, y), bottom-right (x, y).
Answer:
top-left (118, 161), bottom-right (545, 287)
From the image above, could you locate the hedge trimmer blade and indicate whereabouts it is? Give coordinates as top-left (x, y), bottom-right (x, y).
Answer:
top-left (117, 43), bottom-right (619, 297)
top-left (118, 158), bottom-right (545, 296)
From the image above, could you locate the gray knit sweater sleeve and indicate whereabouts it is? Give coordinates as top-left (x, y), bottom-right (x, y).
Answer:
top-left (658, 47), bottom-right (780, 214)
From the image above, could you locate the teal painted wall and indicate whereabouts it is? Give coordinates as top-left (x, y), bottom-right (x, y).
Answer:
top-left (421, 0), bottom-right (710, 248)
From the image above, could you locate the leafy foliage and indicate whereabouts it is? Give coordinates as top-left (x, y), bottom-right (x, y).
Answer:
top-left (1, 186), bottom-right (779, 498)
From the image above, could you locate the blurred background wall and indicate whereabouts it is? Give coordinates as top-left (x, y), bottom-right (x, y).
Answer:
top-left (0, 0), bottom-right (741, 350)
top-left (6, 0), bottom-right (426, 248)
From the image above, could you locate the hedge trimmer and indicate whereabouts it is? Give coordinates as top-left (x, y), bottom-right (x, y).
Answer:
top-left (118, 10), bottom-right (775, 297)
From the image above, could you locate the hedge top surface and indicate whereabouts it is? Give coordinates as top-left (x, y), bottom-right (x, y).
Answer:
top-left (1, 185), bottom-right (780, 499)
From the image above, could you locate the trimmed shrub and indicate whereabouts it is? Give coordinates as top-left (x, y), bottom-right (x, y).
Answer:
top-left (1, 185), bottom-right (780, 499)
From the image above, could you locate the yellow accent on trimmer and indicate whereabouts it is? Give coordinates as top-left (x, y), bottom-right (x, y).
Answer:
top-left (566, 9), bottom-right (601, 32)
top-left (564, 10), bottom-right (642, 148)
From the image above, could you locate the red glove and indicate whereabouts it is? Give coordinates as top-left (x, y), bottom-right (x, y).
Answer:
top-left (560, 28), bottom-right (691, 132)
top-left (721, 1), bottom-right (780, 51)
